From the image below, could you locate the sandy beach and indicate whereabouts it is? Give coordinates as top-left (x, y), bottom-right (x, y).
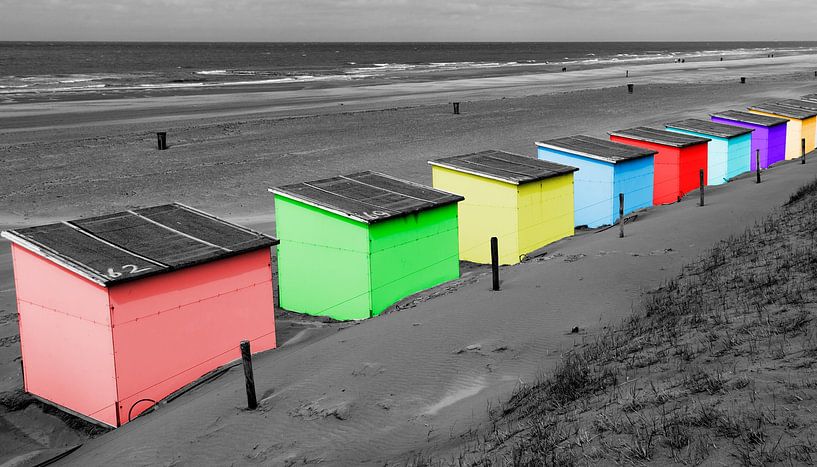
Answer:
top-left (2, 53), bottom-right (817, 465)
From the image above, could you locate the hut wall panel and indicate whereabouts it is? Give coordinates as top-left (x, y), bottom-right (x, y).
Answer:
top-left (516, 175), bottom-right (574, 259)
top-left (368, 203), bottom-right (460, 315)
top-left (678, 143), bottom-right (708, 195)
top-left (613, 156), bottom-right (655, 216)
top-left (537, 146), bottom-right (615, 228)
top-left (727, 134), bottom-right (752, 179)
top-left (431, 166), bottom-right (519, 264)
top-left (11, 245), bottom-right (119, 426)
top-left (274, 195), bottom-right (371, 320)
top-left (108, 248), bottom-right (275, 422)
top-left (767, 123), bottom-right (788, 166)
top-left (609, 136), bottom-right (683, 205)
top-left (806, 117), bottom-right (817, 152)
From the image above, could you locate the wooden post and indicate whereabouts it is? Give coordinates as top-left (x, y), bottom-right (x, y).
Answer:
top-left (803, 138), bottom-right (807, 164)
top-left (740, 77), bottom-right (746, 84)
top-left (627, 83), bottom-right (634, 93)
top-left (240, 340), bottom-right (257, 410)
top-left (625, 70), bottom-right (629, 78)
top-left (490, 237), bottom-right (499, 291)
top-left (699, 169), bottom-right (705, 207)
top-left (618, 193), bottom-right (625, 238)
top-left (157, 132), bottom-right (167, 150)
top-left (452, 102), bottom-right (460, 115)
top-left (562, 67), bottom-right (567, 72)
top-left (756, 149), bottom-right (761, 184)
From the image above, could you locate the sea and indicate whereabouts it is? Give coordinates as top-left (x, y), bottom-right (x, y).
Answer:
top-left (2, 41), bottom-right (817, 102)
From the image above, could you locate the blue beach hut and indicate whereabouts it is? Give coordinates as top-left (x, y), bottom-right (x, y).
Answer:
top-left (665, 119), bottom-right (753, 185)
top-left (536, 135), bottom-right (656, 228)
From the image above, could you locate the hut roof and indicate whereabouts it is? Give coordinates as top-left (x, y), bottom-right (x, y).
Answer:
top-left (608, 127), bottom-right (710, 148)
top-left (1, 203), bottom-right (278, 286)
top-left (665, 118), bottom-right (753, 138)
top-left (535, 135), bottom-right (657, 164)
top-left (428, 150), bottom-right (577, 185)
top-left (776, 99), bottom-right (817, 112)
top-left (710, 110), bottom-right (789, 127)
top-left (748, 102), bottom-right (817, 119)
top-left (271, 171), bottom-right (463, 225)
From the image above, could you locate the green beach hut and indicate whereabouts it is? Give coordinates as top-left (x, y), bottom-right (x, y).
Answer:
top-left (270, 171), bottom-right (463, 321)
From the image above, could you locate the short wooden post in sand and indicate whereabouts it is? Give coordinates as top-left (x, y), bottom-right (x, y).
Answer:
top-left (627, 83), bottom-right (634, 93)
top-left (490, 237), bottom-right (500, 291)
top-left (699, 169), bottom-right (705, 207)
top-left (803, 138), bottom-right (807, 164)
top-left (756, 149), bottom-right (761, 184)
top-left (452, 102), bottom-right (460, 115)
top-left (740, 77), bottom-right (746, 84)
top-left (619, 193), bottom-right (625, 238)
top-left (157, 132), bottom-right (167, 150)
top-left (240, 340), bottom-right (257, 410)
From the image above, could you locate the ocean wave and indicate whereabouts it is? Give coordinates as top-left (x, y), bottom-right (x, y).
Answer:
top-left (4, 44), bottom-right (817, 98)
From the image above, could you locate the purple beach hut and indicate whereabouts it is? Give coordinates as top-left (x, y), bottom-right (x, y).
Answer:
top-left (710, 110), bottom-right (787, 171)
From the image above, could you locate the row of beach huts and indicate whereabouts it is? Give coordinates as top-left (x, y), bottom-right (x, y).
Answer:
top-left (3, 94), bottom-right (817, 427)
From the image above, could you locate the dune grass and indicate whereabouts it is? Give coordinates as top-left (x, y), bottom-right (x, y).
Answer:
top-left (430, 177), bottom-right (817, 466)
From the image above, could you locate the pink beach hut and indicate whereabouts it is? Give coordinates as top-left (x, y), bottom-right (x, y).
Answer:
top-left (2, 203), bottom-right (278, 427)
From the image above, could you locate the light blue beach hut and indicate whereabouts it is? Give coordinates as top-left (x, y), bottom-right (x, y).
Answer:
top-left (536, 135), bottom-right (656, 228)
top-left (665, 119), bottom-right (753, 185)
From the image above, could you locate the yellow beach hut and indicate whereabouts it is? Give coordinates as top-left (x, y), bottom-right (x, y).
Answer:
top-left (748, 102), bottom-right (817, 160)
top-left (429, 150), bottom-right (578, 265)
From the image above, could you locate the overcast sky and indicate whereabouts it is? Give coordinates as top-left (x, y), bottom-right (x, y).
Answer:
top-left (1, 0), bottom-right (815, 42)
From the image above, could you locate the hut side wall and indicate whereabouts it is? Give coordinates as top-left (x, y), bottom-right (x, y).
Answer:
top-left (609, 136), bottom-right (681, 205)
top-left (767, 123), bottom-right (788, 166)
top-left (726, 133), bottom-right (752, 180)
top-left (806, 117), bottom-right (817, 153)
top-left (368, 203), bottom-right (460, 315)
top-left (108, 248), bottom-right (275, 424)
top-left (10, 245), bottom-right (119, 426)
top-left (537, 146), bottom-right (615, 228)
top-left (516, 174), bottom-right (575, 259)
top-left (666, 128), bottom-right (729, 186)
top-left (431, 165), bottom-right (520, 264)
top-left (274, 195), bottom-right (372, 320)
top-left (678, 143), bottom-right (708, 197)
top-left (613, 156), bottom-right (655, 217)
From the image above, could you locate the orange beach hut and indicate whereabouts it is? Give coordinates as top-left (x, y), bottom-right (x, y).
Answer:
top-left (2, 203), bottom-right (278, 427)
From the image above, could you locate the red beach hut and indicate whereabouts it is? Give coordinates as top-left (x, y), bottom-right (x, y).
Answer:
top-left (2, 203), bottom-right (278, 427)
top-left (610, 127), bottom-right (709, 205)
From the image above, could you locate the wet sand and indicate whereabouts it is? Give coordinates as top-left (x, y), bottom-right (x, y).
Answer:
top-left (1, 53), bottom-right (817, 464)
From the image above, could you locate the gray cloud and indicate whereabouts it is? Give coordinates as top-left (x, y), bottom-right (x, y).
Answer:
top-left (0, 0), bottom-right (813, 41)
